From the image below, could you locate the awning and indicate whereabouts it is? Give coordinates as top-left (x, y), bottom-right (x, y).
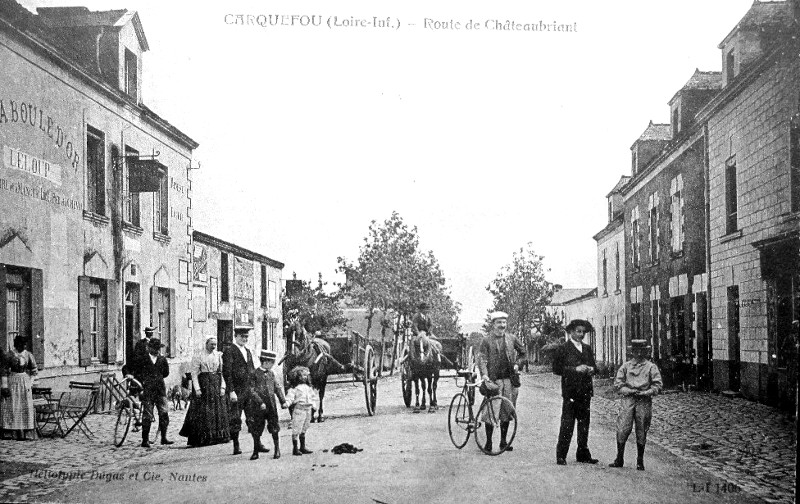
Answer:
top-left (128, 157), bottom-right (166, 193)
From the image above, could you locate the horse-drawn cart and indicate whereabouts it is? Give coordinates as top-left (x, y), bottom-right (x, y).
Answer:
top-left (400, 334), bottom-right (474, 408)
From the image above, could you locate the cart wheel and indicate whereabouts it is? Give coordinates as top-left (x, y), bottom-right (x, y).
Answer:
top-left (363, 345), bottom-right (378, 416)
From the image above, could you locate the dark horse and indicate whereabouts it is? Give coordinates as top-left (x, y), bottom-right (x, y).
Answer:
top-left (408, 334), bottom-right (448, 413)
top-left (282, 322), bottom-right (346, 423)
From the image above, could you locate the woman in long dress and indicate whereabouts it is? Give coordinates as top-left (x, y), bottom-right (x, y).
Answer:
top-left (179, 336), bottom-right (230, 446)
top-left (1, 336), bottom-right (38, 440)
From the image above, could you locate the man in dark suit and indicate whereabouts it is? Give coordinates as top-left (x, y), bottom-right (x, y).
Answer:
top-left (134, 338), bottom-right (173, 447)
top-left (134, 326), bottom-right (156, 362)
top-left (223, 328), bottom-right (257, 455)
top-left (553, 319), bottom-right (598, 465)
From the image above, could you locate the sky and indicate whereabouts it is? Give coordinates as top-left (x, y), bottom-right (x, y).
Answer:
top-left (21, 0), bottom-right (758, 324)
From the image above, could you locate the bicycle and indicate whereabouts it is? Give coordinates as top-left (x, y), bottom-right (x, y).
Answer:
top-left (447, 370), bottom-right (517, 455)
top-left (113, 377), bottom-right (157, 447)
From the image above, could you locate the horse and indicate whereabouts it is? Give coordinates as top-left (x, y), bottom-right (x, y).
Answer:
top-left (408, 334), bottom-right (444, 413)
top-left (282, 322), bottom-right (346, 423)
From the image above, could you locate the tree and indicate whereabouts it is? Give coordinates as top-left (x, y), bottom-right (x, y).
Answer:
top-left (486, 243), bottom-right (554, 354)
top-left (338, 212), bottom-right (454, 373)
top-left (282, 274), bottom-right (348, 341)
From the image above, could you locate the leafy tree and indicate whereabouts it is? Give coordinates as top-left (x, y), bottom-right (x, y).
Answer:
top-left (282, 274), bottom-right (347, 339)
top-left (486, 243), bottom-right (554, 355)
top-left (338, 211), bottom-right (454, 372)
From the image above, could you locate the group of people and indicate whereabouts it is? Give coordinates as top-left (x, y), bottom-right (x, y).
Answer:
top-left (0, 336), bottom-right (39, 440)
top-left (125, 327), bottom-right (317, 460)
top-left (477, 312), bottom-right (662, 470)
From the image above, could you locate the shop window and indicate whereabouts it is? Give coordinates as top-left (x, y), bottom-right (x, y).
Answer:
top-left (725, 157), bottom-right (738, 234)
top-left (86, 125), bottom-right (106, 216)
top-left (124, 48), bottom-right (138, 101)
top-left (791, 118), bottom-right (799, 213)
top-left (124, 146), bottom-right (141, 226)
top-left (150, 286), bottom-right (176, 358)
top-left (79, 276), bottom-right (115, 365)
top-left (1, 265), bottom-right (43, 365)
top-left (220, 253), bottom-right (230, 302)
top-left (153, 172), bottom-right (168, 235)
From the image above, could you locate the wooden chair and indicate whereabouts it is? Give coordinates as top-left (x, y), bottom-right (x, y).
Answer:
top-left (32, 386), bottom-right (65, 438)
top-left (58, 381), bottom-right (99, 439)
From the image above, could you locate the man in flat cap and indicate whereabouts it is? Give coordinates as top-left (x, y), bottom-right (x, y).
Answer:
top-left (136, 337), bottom-right (173, 447)
top-left (553, 319), bottom-right (598, 465)
top-left (609, 339), bottom-right (662, 470)
top-left (477, 311), bottom-right (526, 453)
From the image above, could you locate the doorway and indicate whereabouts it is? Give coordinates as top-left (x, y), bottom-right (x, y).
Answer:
top-left (124, 282), bottom-right (140, 364)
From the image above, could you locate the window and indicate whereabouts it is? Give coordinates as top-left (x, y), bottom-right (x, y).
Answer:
top-left (670, 297), bottom-right (686, 357)
top-left (631, 150), bottom-right (638, 175)
top-left (268, 280), bottom-right (277, 308)
top-left (631, 207), bottom-right (641, 269)
top-left (615, 243), bottom-right (620, 291)
top-left (260, 265), bottom-right (267, 308)
top-left (670, 175), bottom-right (684, 252)
top-left (672, 107), bottom-right (680, 137)
top-left (153, 172), bottom-right (168, 235)
top-left (791, 117), bottom-right (799, 213)
top-left (86, 126), bottom-right (105, 215)
top-left (124, 48), bottom-right (138, 100)
top-left (124, 146), bottom-right (140, 226)
top-left (602, 249), bottom-right (608, 295)
top-left (649, 192), bottom-right (659, 263)
top-left (726, 49), bottom-right (736, 83)
top-left (608, 198), bottom-right (613, 222)
top-left (725, 157), bottom-right (738, 233)
top-left (78, 276), bottom-right (113, 364)
top-left (2, 266), bottom-right (43, 364)
top-left (727, 285), bottom-right (741, 389)
top-left (220, 253), bottom-right (230, 302)
top-left (6, 285), bottom-right (20, 344)
top-left (651, 299), bottom-right (659, 352)
top-left (270, 321), bottom-right (277, 350)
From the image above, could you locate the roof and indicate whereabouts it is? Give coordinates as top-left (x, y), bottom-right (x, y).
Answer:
top-left (668, 70), bottom-right (723, 105)
top-left (635, 121), bottom-right (672, 143)
top-left (549, 288), bottom-right (596, 306)
top-left (605, 175), bottom-right (631, 197)
top-left (193, 231), bottom-right (284, 270)
top-left (36, 7), bottom-right (149, 51)
top-left (720, 0), bottom-right (796, 47)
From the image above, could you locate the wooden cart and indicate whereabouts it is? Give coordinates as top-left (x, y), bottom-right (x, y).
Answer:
top-left (321, 330), bottom-right (379, 416)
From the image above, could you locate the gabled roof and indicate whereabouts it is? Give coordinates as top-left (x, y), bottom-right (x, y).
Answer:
top-left (549, 288), bottom-right (596, 306)
top-left (605, 175), bottom-right (631, 197)
top-left (719, 0), bottom-right (796, 47)
top-left (668, 69), bottom-right (723, 105)
top-left (37, 6), bottom-right (149, 51)
top-left (630, 121), bottom-right (671, 150)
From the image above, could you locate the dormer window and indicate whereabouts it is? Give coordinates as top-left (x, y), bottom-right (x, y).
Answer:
top-left (672, 107), bottom-right (681, 137)
top-left (124, 48), bottom-right (138, 100)
top-left (632, 150), bottom-right (638, 175)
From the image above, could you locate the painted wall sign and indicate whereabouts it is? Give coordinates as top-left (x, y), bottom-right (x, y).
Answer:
top-left (0, 176), bottom-right (81, 210)
top-left (193, 244), bottom-right (208, 282)
top-left (234, 256), bottom-right (254, 328)
top-left (0, 98), bottom-right (81, 168)
top-left (3, 145), bottom-right (62, 185)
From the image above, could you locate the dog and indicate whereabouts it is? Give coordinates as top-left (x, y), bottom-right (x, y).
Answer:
top-left (168, 373), bottom-right (192, 410)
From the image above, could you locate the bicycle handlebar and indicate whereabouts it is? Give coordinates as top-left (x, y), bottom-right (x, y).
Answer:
top-left (121, 376), bottom-right (143, 389)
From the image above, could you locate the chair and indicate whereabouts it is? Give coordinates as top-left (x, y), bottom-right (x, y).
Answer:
top-left (58, 381), bottom-right (99, 439)
top-left (32, 386), bottom-right (65, 438)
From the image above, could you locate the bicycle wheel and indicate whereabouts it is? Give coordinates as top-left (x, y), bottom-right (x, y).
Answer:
top-left (114, 399), bottom-right (133, 447)
top-left (447, 393), bottom-right (472, 449)
top-left (474, 396), bottom-right (517, 456)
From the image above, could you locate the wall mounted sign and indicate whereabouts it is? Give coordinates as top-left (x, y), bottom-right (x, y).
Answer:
top-left (3, 145), bottom-right (62, 186)
top-left (193, 244), bottom-right (208, 283)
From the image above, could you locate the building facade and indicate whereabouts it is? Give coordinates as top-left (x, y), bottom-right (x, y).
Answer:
top-left (0, 2), bottom-right (197, 386)
top-left (700, 1), bottom-right (799, 408)
top-left (191, 231), bottom-right (284, 360)
top-left (593, 176), bottom-right (629, 368)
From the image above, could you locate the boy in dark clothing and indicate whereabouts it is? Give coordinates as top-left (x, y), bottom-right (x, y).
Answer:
top-left (247, 350), bottom-right (288, 459)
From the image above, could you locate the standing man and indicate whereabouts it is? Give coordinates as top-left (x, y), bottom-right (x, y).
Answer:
top-left (553, 319), bottom-right (598, 465)
top-left (133, 327), bottom-right (155, 364)
top-left (609, 339), bottom-right (662, 470)
top-left (135, 338), bottom-right (173, 447)
top-left (222, 328), bottom-right (256, 456)
top-left (477, 311), bottom-right (526, 452)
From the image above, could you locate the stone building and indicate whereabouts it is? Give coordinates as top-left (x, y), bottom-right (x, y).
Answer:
top-left (593, 176), bottom-right (629, 368)
top-left (621, 72), bottom-right (721, 389)
top-left (191, 231), bottom-right (284, 358)
top-left (0, 2), bottom-right (197, 386)
top-left (699, 0), bottom-right (798, 408)
top-left (546, 286), bottom-right (598, 347)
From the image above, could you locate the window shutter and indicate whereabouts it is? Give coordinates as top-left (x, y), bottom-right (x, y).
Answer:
top-left (78, 276), bottom-right (93, 365)
top-left (0, 264), bottom-right (7, 351)
top-left (168, 288), bottom-right (176, 358)
top-left (150, 285), bottom-right (158, 329)
top-left (31, 269), bottom-right (44, 369)
top-left (106, 280), bottom-right (118, 364)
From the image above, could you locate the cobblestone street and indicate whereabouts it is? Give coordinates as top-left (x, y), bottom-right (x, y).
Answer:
top-left (529, 371), bottom-right (797, 504)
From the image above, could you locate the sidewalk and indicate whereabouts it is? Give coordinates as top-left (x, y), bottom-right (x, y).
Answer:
top-left (528, 372), bottom-right (797, 504)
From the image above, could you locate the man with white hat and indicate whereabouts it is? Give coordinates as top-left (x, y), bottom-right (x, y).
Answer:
top-left (476, 310), bottom-right (527, 453)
